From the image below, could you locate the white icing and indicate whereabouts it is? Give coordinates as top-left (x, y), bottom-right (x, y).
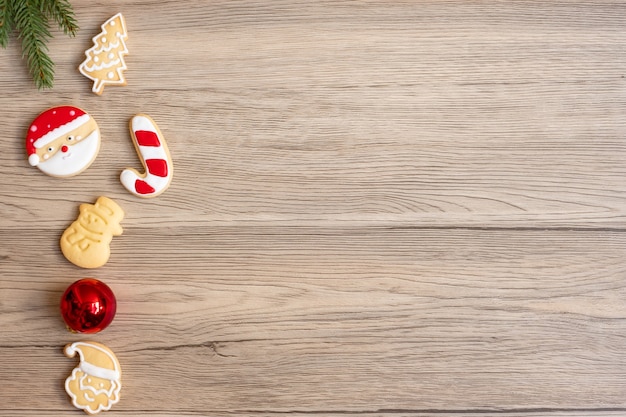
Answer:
top-left (119, 169), bottom-right (140, 190)
top-left (80, 361), bottom-right (120, 381)
top-left (33, 114), bottom-right (91, 149)
top-left (147, 173), bottom-right (170, 189)
top-left (65, 368), bottom-right (121, 414)
top-left (131, 115), bottom-right (155, 132)
top-left (91, 39), bottom-right (122, 55)
top-left (82, 58), bottom-right (121, 73)
top-left (28, 153), bottom-right (39, 166)
top-left (137, 145), bottom-right (168, 160)
top-left (36, 130), bottom-right (99, 177)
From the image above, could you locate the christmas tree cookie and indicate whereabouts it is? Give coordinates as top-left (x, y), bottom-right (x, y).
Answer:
top-left (79, 13), bottom-right (129, 95)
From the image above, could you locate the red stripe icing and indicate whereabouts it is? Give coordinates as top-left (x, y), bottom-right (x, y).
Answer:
top-left (135, 179), bottom-right (156, 195)
top-left (135, 130), bottom-right (161, 147)
top-left (146, 159), bottom-right (168, 177)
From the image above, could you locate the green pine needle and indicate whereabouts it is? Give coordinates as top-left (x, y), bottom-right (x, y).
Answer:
top-left (40, 0), bottom-right (77, 36)
top-left (1, 0), bottom-right (78, 89)
top-left (0, 0), bottom-right (15, 48)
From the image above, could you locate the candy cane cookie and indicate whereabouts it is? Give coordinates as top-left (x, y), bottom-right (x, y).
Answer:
top-left (120, 114), bottom-right (173, 198)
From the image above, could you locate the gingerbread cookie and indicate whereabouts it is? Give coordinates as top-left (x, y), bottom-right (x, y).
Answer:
top-left (120, 114), bottom-right (173, 198)
top-left (64, 341), bottom-right (121, 414)
top-left (60, 197), bottom-right (124, 269)
top-left (26, 106), bottom-right (100, 177)
top-left (79, 13), bottom-right (129, 95)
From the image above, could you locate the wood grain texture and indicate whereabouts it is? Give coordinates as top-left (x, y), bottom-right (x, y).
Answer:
top-left (1, 1), bottom-right (626, 416)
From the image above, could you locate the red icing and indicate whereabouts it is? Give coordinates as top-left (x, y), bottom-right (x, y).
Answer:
top-left (61, 145), bottom-right (69, 153)
top-left (135, 179), bottom-right (155, 194)
top-left (25, 106), bottom-right (86, 156)
top-left (135, 130), bottom-right (160, 147)
top-left (145, 159), bottom-right (168, 177)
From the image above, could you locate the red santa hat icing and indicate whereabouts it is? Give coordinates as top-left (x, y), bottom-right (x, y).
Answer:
top-left (64, 341), bottom-right (121, 381)
top-left (26, 106), bottom-right (92, 166)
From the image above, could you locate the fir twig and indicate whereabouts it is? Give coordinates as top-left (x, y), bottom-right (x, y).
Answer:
top-left (0, 0), bottom-right (78, 89)
top-left (14, 0), bottom-right (54, 89)
top-left (40, 0), bottom-right (77, 37)
top-left (0, 0), bottom-right (15, 48)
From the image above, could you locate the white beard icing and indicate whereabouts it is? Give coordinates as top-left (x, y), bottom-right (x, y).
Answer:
top-left (65, 368), bottom-right (121, 414)
top-left (78, 372), bottom-right (117, 398)
top-left (37, 130), bottom-right (100, 177)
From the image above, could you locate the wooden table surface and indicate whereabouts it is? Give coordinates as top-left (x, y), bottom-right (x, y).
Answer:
top-left (1, 1), bottom-right (626, 416)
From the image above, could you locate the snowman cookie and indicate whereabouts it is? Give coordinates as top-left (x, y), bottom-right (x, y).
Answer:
top-left (26, 106), bottom-right (100, 177)
top-left (60, 196), bottom-right (124, 269)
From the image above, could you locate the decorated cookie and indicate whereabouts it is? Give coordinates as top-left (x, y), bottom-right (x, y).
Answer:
top-left (120, 114), bottom-right (173, 198)
top-left (64, 341), bottom-right (121, 414)
top-left (79, 13), bottom-right (129, 95)
top-left (26, 106), bottom-right (100, 177)
top-left (60, 197), bottom-right (124, 269)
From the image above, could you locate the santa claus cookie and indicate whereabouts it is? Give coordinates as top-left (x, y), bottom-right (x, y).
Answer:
top-left (26, 106), bottom-right (100, 177)
top-left (64, 341), bottom-right (121, 414)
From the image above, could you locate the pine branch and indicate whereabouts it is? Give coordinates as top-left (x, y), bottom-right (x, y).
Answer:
top-left (0, 0), bottom-right (78, 89)
top-left (14, 0), bottom-right (54, 89)
top-left (0, 0), bottom-right (15, 48)
top-left (40, 0), bottom-right (77, 37)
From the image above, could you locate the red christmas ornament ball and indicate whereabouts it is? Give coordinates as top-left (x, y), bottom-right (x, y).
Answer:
top-left (60, 278), bottom-right (116, 333)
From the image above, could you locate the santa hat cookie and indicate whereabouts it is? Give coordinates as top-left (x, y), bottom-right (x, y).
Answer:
top-left (64, 341), bottom-right (122, 414)
top-left (26, 106), bottom-right (100, 177)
